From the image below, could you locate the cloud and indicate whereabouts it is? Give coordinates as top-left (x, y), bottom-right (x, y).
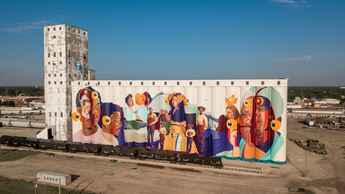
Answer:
top-left (272, 0), bottom-right (310, 8)
top-left (1, 20), bottom-right (51, 33)
top-left (1, 15), bottom-right (68, 33)
top-left (272, 52), bottom-right (345, 63)
top-left (272, 0), bottom-right (296, 4)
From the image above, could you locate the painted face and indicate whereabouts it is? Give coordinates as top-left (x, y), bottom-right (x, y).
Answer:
top-left (74, 88), bottom-right (101, 131)
top-left (171, 96), bottom-right (179, 108)
top-left (240, 97), bottom-right (253, 127)
top-left (102, 112), bottom-right (122, 136)
top-left (82, 100), bottom-right (92, 128)
top-left (128, 97), bottom-right (134, 107)
top-left (91, 91), bottom-right (101, 126)
top-left (255, 97), bottom-right (269, 131)
top-left (226, 107), bottom-right (234, 119)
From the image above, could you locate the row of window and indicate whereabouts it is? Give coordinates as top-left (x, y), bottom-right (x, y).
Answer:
top-left (47, 73), bottom-right (80, 78)
top-left (47, 26), bottom-right (86, 35)
top-left (47, 61), bottom-right (62, 65)
top-left (47, 52), bottom-right (62, 58)
top-left (49, 112), bottom-right (64, 117)
top-left (48, 81), bottom-right (64, 85)
top-left (42, 176), bottom-right (61, 182)
top-left (48, 73), bottom-right (63, 77)
top-left (47, 52), bottom-right (88, 60)
top-left (80, 80), bottom-right (281, 86)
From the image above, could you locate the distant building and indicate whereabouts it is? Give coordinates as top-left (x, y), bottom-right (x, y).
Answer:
top-left (0, 96), bottom-right (43, 104)
top-left (88, 69), bottom-right (96, 80)
top-left (293, 97), bottom-right (313, 107)
top-left (44, 24), bottom-right (93, 141)
top-left (314, 98), bottom-right (340, 108)
top-left (287, 102), bottom-right (302, 109)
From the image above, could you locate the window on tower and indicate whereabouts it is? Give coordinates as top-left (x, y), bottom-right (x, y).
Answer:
top-left (60, 52), bottom-right (62, 57)
top-left (53, 52), bottom-right (56, 57)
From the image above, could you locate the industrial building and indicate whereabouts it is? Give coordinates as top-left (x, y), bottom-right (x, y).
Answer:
top-left (42, 24), bottom-right (288, 163)
top-left (43, 24), bottom-right (94, 140)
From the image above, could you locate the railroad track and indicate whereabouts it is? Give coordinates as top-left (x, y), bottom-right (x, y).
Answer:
top-left (0, 145), bottom-right (265, 176)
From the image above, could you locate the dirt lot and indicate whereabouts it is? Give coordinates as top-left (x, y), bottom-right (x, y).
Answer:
top-left (0, 118), bottom-right (344, 194)
top-left (0, 126), bottom-right (42, 137)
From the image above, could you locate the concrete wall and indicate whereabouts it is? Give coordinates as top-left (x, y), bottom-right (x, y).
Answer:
top-left (44, 24), bottom-right (89, 141)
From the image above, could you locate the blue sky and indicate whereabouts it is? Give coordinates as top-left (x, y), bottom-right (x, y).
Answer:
top-left (0, 0), bottom-right (344, 86)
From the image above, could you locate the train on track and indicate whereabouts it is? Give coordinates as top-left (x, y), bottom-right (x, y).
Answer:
top-left (0, 135), bottom-right (223, 168)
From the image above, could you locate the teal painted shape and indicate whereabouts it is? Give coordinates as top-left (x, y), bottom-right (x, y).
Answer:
top-left (185, 104), bottom-right (198, 114)
top-left (239, 138), bottom-right (246, 156)
top-left (270, 133), bottom-right (284, 159)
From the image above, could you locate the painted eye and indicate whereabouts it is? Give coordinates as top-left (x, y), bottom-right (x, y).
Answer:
top-left (72, 112), bottom-right (81, 122)
top-left (271, 120), bottom-right (281, 131)
top-left (244, 101), bottom-right (248, 106)
top-left (102, 116), bottom-right (111, 126)
top-left (226, 119), bottom-right (237, 130)
top-left (91, 91), bottom-right (99, 99)
top-left (256, 97), bottom-right (264, 106)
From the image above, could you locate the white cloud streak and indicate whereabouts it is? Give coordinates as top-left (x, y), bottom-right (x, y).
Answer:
top-left (1, 15), bottom-right (67, 33)
top-left (272, 52), bottom-right (345, 63)
top-left (272, 0), bottom-right (310, 8)
top-left (1, 20), bottom-right (51, 33)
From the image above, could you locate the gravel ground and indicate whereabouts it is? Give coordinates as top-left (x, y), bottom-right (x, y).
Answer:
top-left (0, 118), bottom-right (344, 193)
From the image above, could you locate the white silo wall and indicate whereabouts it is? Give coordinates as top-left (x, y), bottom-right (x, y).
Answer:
top-left (70, 79), bottom-right (288, 164)
top-left (211, 86), bottom-right (226, 119)
top-left (197, 86), bottom-right (212, 115)
top-left (271, 85), bottom-right (287, 162)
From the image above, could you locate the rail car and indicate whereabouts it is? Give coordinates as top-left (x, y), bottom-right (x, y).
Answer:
top-left (0, 135), bottom-right (223, 168)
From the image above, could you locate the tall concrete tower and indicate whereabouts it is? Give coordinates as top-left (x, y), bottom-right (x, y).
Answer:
top-left (43, 24), bottom-right (94, 141)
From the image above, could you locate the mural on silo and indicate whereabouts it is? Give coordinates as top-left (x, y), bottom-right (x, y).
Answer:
top-left (72, 85), bottom-right (286, 163)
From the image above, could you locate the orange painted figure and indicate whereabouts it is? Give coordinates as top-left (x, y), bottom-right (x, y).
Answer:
top-left (240, 87), bottom-right (282, 160)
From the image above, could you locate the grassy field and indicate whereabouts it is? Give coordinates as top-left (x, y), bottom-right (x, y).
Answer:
top-left (0, 148), bottom-right (38, 162)
top-left (0, 176), bottom-right (94, 194)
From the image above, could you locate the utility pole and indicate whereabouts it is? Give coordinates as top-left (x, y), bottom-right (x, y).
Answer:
top-left (58, 178), bottom-right (61, 194)
top-left (4, 77), bottom-right (8, 96)
top-left (304, 149), bottom-right (308, 177)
